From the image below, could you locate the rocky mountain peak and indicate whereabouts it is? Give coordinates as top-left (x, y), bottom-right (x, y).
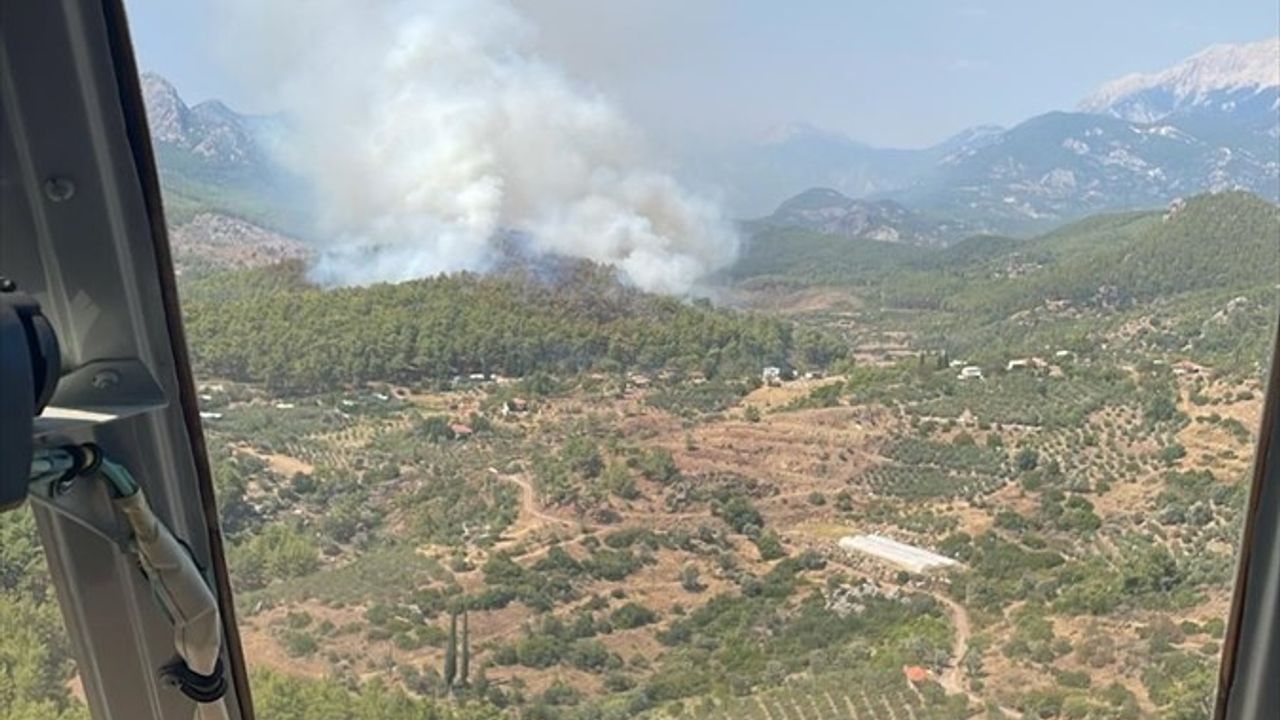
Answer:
top-left (140, 71), bottom-right (191, 144)
top-left (1080, 38), bottom-right (1280, 122)
top-left (140, 72), bottom-right (260, 166)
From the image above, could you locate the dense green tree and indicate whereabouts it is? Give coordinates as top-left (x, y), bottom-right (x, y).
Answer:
top-left (444, 611), bottom-right (458, 690)
top-left (183, 261), bottom-right (812, 393)
top-left (460, 610), bottom-right (470, 688)
top-left (230, 522), bottom-right (320, 590)
top-left (0, 514), bottom-right (87, 720)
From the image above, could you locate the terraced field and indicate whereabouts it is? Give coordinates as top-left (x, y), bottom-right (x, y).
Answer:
top-left (649, 674), bottom-right (966, 720)
top-left (858, 464), bottom-right (1008, 500)
top-left (904, 372), bottom-right (1124, 429)
top-left (855, 437), bottom-right (1013, 499)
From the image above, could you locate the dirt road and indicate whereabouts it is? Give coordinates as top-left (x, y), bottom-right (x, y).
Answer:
top-left (490, 468), bottom-right (576, 538)
top-left (934, 593), bottom-right (971, 695)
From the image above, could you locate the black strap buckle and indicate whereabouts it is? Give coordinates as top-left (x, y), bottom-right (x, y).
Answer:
top-left (161, 658), bottom-right (227, 703)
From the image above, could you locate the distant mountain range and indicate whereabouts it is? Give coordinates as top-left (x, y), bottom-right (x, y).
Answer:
top-left (718, 38), bottom-right (1279, 236)
top-left (687, 123), bottom-right (1006, 220)
top-left (141, 38), bottom-right (1279, 253)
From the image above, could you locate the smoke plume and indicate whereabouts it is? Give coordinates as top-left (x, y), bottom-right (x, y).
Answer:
top-left (219, 0), bottom-right (738, 294)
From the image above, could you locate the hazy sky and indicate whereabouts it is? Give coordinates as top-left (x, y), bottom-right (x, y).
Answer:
top-left (126, 0), bottom-right (1277, 148)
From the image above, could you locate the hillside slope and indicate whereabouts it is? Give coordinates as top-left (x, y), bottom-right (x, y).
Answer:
top-left (181, 261), bottom-right (821, 392)
top-left (759, 188), bottom-right (974, 246)
top-left (734, 191), bottom-right (1279, 366)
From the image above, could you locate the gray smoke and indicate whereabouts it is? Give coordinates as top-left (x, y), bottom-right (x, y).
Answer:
top-left (219, 0), bottom-right (738, 294)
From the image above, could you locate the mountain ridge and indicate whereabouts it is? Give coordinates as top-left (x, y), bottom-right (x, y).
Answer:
top-left (890, 108), bottom-right (1279, 232)
top-left (141, 37), bottom-right (1280, 256)
top-left (1080, 37), bottom-right (1280, 122)
top-left (141, 72), bottom-right (312, 236)
top-left (693, 39), bottom-right (1279, 229)
top-left (734, 190), bottom-right (1279, 302)
top-left (758, 187), bottom-right (973, 246)
top-left (142, 72), bottom-right (263, 166)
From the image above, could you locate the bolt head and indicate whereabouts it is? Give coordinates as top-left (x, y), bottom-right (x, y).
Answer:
top-left (91, 369), bottom-right (120, 389)
top-left (43, 177), bottom-right (76, 202)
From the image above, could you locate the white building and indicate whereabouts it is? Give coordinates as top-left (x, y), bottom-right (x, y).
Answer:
top-left (1007, 357), bottom-right (1050, 372)
top-left (762, 366), bottom-right (783, 385)
top-left (957, 365), bottom-right (984, 381)
top-left (838, 534), bottom-right (960, 575)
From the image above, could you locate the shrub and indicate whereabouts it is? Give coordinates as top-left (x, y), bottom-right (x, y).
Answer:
top-left (611, 603), bottom-right (659, 630)
top-left (282, 629), bottom-right (318, 657)
top-left (1016, 448), bottom-right (1040, 472)
top-left (754, 531), bottom-right (786, 561)
top-left (714, 496), bottom-right (764, 534)
top-left (638, 449), bottom-right (679, 484)
top-left (679, 564), bottom-right (703, 593)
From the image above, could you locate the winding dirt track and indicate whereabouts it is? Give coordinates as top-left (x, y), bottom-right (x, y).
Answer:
top-left (490, 468), bottom-right (576, 538)
top-left (935, 593), bottom-right (971, 695)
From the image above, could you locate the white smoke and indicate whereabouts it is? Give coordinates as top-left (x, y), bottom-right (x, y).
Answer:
top-left (219, 0), bottom-right (737, 294)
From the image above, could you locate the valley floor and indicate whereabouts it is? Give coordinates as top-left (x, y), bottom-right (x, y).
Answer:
top-left (201, 325), bottom-right (1260, 719)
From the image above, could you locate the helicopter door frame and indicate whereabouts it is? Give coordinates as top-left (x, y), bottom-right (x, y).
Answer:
top-left (0, 1), bottom-right (253, 717)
